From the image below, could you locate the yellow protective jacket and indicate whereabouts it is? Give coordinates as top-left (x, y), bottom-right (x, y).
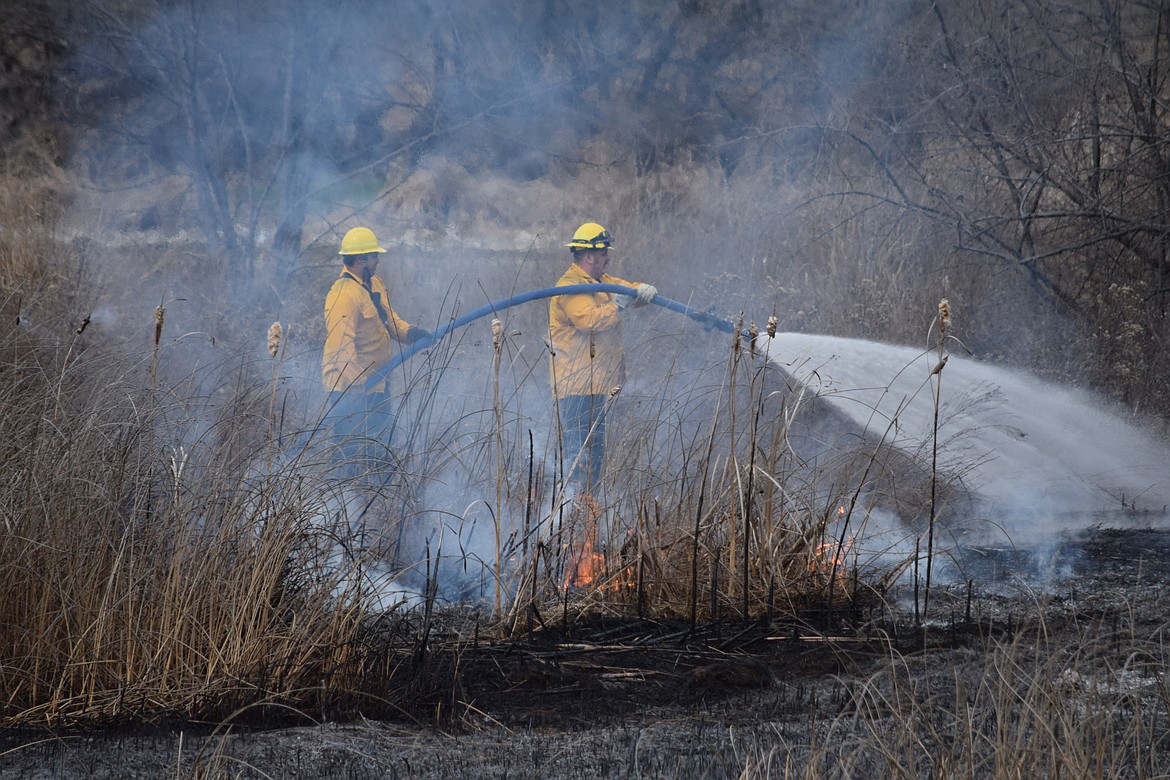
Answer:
top-left (548, 262), bottom-right (640, 399)
top-left (322, 269), bottom-right (413, 394)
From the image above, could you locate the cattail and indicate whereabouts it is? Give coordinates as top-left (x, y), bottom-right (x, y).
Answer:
top-left (938, 299), bottom-right (950, 337)
top-left (491, 318), bottom-right (502, 350)
top-left (267, 321), bottom-right (282, 357)
top-left (766, 315), bottom-right (778, 339)
top-left (732, 314), bottom-right (743, 355)
top-left (748, 322), bottom-right (759, 356)
top-left (154, 305), bottom-right (165, 347)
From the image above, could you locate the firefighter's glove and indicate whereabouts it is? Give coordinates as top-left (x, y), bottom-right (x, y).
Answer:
top-left (635, 283), bottom-right (658, 305)
top-left (407, 326), bottom-right (433, 344)
top-left (614, 293), bottom-right (635, 311)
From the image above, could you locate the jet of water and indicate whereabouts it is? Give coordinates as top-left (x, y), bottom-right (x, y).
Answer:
top-left (773, 332), bottom-right (1170, 550)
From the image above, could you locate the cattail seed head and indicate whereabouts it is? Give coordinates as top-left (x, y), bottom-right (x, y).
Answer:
top-left (267, 321), bottom-right (282, 357)
top-left (154, 305), bottom-right (165, 347)
top-left (938, 299), bottom-right (951, 336)
top-left (749, 322), bottom-right (759, 356)
top-left (767, 315), bottom-right (778, 338)
top-left (491, 318), bottom-right (502, 350)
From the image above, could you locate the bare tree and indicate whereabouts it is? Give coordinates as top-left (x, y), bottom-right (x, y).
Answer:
top-left (823, 0), bottom-right (1170, 408)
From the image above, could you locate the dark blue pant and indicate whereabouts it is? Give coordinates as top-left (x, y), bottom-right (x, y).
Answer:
top-left (558, 393), bottom-right (607, 492)
top-left (326, 390), bottom-right (396, 475)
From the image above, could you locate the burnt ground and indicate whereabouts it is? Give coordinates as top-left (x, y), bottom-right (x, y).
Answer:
top-left (3, 526), bottom-right (1170, 779)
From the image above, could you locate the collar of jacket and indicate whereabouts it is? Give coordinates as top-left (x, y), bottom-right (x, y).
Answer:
top-left (567, 261), bottom-right (602, 283)
top-left (340, 268), bottom-right (369, 288)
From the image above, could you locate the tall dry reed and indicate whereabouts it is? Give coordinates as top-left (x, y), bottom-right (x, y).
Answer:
top-left (0, 306), bottom-right (381, 728)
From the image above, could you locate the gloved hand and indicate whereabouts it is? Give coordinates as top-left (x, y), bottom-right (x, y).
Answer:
top-left (614, 293), bottom-right (636, 311)
top-left (407, 326), bottom-right (433, 344)
top-left (635, 283), bottom-right (658, 304)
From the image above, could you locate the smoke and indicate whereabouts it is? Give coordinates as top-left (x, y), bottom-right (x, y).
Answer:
top-left (50, 0), bottom-right (935, 410)
top-left (42, 0), bottom-right (1166, 604)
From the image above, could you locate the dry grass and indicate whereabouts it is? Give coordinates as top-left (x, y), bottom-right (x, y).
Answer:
top-left (0, 190), bottom-right (410, 726)
top-left (734, 608), bottom-right (1170, 779)
top-left (0, 314), bottom-right (374, 728)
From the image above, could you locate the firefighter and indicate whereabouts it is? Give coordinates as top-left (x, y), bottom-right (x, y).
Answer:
top-left (548, 222), bottom-right (657, 495)
top-left (322, 226), bottom-right (430, 473)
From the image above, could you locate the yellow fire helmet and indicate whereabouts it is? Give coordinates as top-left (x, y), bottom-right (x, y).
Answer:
top-left (565, 222), bottom-right (613, 251)
top-left (339, 226), bottom-right (387, 255)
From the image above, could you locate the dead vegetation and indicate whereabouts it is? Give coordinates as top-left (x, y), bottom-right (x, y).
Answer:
top-left (4, 534), bottom-right (1170, 778)
top-left (1, 0), bottom-right (1169, 776)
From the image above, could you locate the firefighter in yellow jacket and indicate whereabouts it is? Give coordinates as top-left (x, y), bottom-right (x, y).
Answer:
top-left (323, 226), bottom-right (430, 471)
top-left (549, 222), bottom-right (657, 492)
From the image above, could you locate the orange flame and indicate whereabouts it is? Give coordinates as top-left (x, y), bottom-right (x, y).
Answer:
top-left (811, 537), bottom-right (853, 589)
top-left (564, 494), bottom-right (604, 590)
top-left (565, 536), bottom-right (605, 589)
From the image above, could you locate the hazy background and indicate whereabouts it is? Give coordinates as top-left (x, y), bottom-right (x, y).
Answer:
top-left (3, 0), bottom-right (1168, 428)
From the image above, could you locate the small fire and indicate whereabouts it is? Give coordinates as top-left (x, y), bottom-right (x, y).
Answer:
top-left (564, 494), bottom-right (604, 590)
top-left (810, 536), bottom-right (854, 590)
top-left (565, 536), bottom-right (605, 589)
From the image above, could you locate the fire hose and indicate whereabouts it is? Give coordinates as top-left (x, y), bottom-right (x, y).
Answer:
top-left (346, 285), bottom-right (754, 537)
top-left (368, 283), bottom-right (752, 388)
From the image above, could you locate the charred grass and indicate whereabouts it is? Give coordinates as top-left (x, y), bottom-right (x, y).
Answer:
top-left (5, 547), bottom-right (1170, 778)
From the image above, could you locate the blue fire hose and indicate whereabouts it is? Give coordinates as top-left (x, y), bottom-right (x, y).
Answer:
top-left (369, 283), bottom-right (751, 388)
